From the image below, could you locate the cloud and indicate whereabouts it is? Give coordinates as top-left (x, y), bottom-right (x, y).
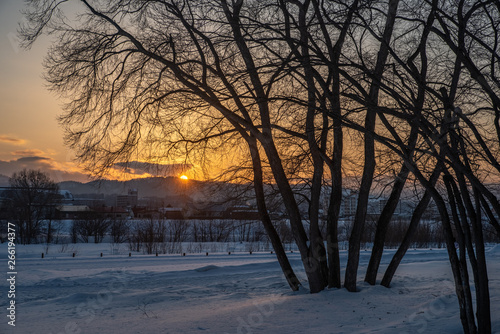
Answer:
top-left (0, 156), bottom-right (91, 183)
top-left (113, 161), bottom-right (193, 177)
top-left (11, 149), bottom-right (46, 156)
top-left (0, 156), bottom-right (193, 184)
top-left (16, 156), bottom-right (50, 163)
top-left (0, 135), bottom-right (26, 145)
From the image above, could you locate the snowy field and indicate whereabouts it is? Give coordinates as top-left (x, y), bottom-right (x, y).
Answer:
top-left (1, 242), bottom-right (499, 334)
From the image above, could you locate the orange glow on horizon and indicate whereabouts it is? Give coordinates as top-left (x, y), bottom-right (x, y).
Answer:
top-left (180, 175), bottom-right (188, 180)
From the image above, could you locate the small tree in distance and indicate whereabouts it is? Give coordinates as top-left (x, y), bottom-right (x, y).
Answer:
top-left (8, 169), bottom-right (59, 244)
top-left (73, 213), bottom-right (111, 243)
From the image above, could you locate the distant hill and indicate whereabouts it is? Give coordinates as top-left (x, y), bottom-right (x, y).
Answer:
top-left (58, 176), bottom-right (257, 208)
top-left (58, 176), bottom-right (198, 198)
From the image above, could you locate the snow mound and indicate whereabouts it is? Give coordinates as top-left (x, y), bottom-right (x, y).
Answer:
top-left (194, 265), bottom-right (220, 272)
top-left (1, 242), bottom-right (498, 333)
top-left (56, 292), bottom-right (102, 303)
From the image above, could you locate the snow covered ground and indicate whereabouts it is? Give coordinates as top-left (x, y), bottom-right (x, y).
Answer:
top-left (1, 242), bottom-right (499, 334)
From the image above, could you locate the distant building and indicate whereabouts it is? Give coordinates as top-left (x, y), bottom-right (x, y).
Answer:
top-left (72, 193), bottom-right (106, 207)
top-left (159, 207), bottom-right (184, 219)
top-left (188, 203), bottom-right (227, 219)
top-left (94, 206), bottom-right (130, 219)
top-left (116, 189), bottom-right (138, 208)
top-left (228, 205), bottom-right (260, 220)
top-left (340, 190), bottom-right (357, 217)
top-left (55, 205), bottom-right (92, 219)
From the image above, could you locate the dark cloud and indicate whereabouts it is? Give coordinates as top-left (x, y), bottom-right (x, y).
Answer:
top-left (0, 157), bottom-right (189, 183)
top-left (11, 149), bottom-right (46, 156)
top-left (16, 156), bottom-right (50, 162)
top-left (0, 156), bottom-right (91, 183)
top-left (113, 161), bottom-right (193, 177)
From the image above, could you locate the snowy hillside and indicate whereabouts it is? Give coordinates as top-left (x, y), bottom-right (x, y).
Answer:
top-left (1, 243), bottom-right (499, 333)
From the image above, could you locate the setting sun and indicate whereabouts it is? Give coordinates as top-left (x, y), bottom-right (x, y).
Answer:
top-left (179, 175), bottom-right (188, 180)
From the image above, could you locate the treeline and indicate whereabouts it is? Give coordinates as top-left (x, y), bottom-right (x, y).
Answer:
top-left (57, 216), bottom-right (500, 252)
top-left (0, 170), bottom-right (60, 245)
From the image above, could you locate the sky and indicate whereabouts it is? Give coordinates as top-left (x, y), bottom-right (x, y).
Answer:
top-left (0, 1), bottom-right (197, 184)
top-left (0, 1), bottom-right (92, 183)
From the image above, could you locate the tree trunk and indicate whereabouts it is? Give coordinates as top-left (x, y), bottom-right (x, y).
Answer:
top-left (263, 141), bottom-right (326, 293)
top-left (472, 188), bottom-right (491, 334)
top-left (345, 0), bottom-right (400, 292)
top-left (454, 168), bottom-right (491, 333)
top-left (326, 171), bottom-right (342, 288)
top-left (308, 151), bottom-right (329, 289)
top-left (381, 163), bottom-right (442, 287)
top-left (450, 96), bottom-right (491, 332)
top-left (443, 175), bottom-right (477, 333)
top-left (262, 0), bottom-right (329, 293)
top-left (407, 164), bottom-right (477, 333)
top-left (300, 0), bottom-right (329, 290)
top-left (364, 0), bottom-right (434, 281)
top-left (478, 193), bottom-right (500, 238)
top-left (248, 137), bottom-right (301, 291)
top-left (381, 189), bottom-right (431, 287)
top-left (365, 165), bottom-right (409, 285)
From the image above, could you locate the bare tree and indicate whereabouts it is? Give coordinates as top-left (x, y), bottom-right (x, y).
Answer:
top-left (73, 213), bottom-right (111, 243)
top-left (166, 220), bottom-right (190, 243)
top-left (7, 169), bottom-right (59, 244)
top-left (21, 0), bottom-right (313, 291)
top-left (20, 2), bottom-right (500, 331)
top-left (110, 219), bottom-right (130, 243)
top-left (129, 218), bottom-right (168, 254)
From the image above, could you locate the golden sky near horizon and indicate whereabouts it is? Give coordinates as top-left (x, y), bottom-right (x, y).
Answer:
top-left (0, 1), bottom-right (199, 183)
